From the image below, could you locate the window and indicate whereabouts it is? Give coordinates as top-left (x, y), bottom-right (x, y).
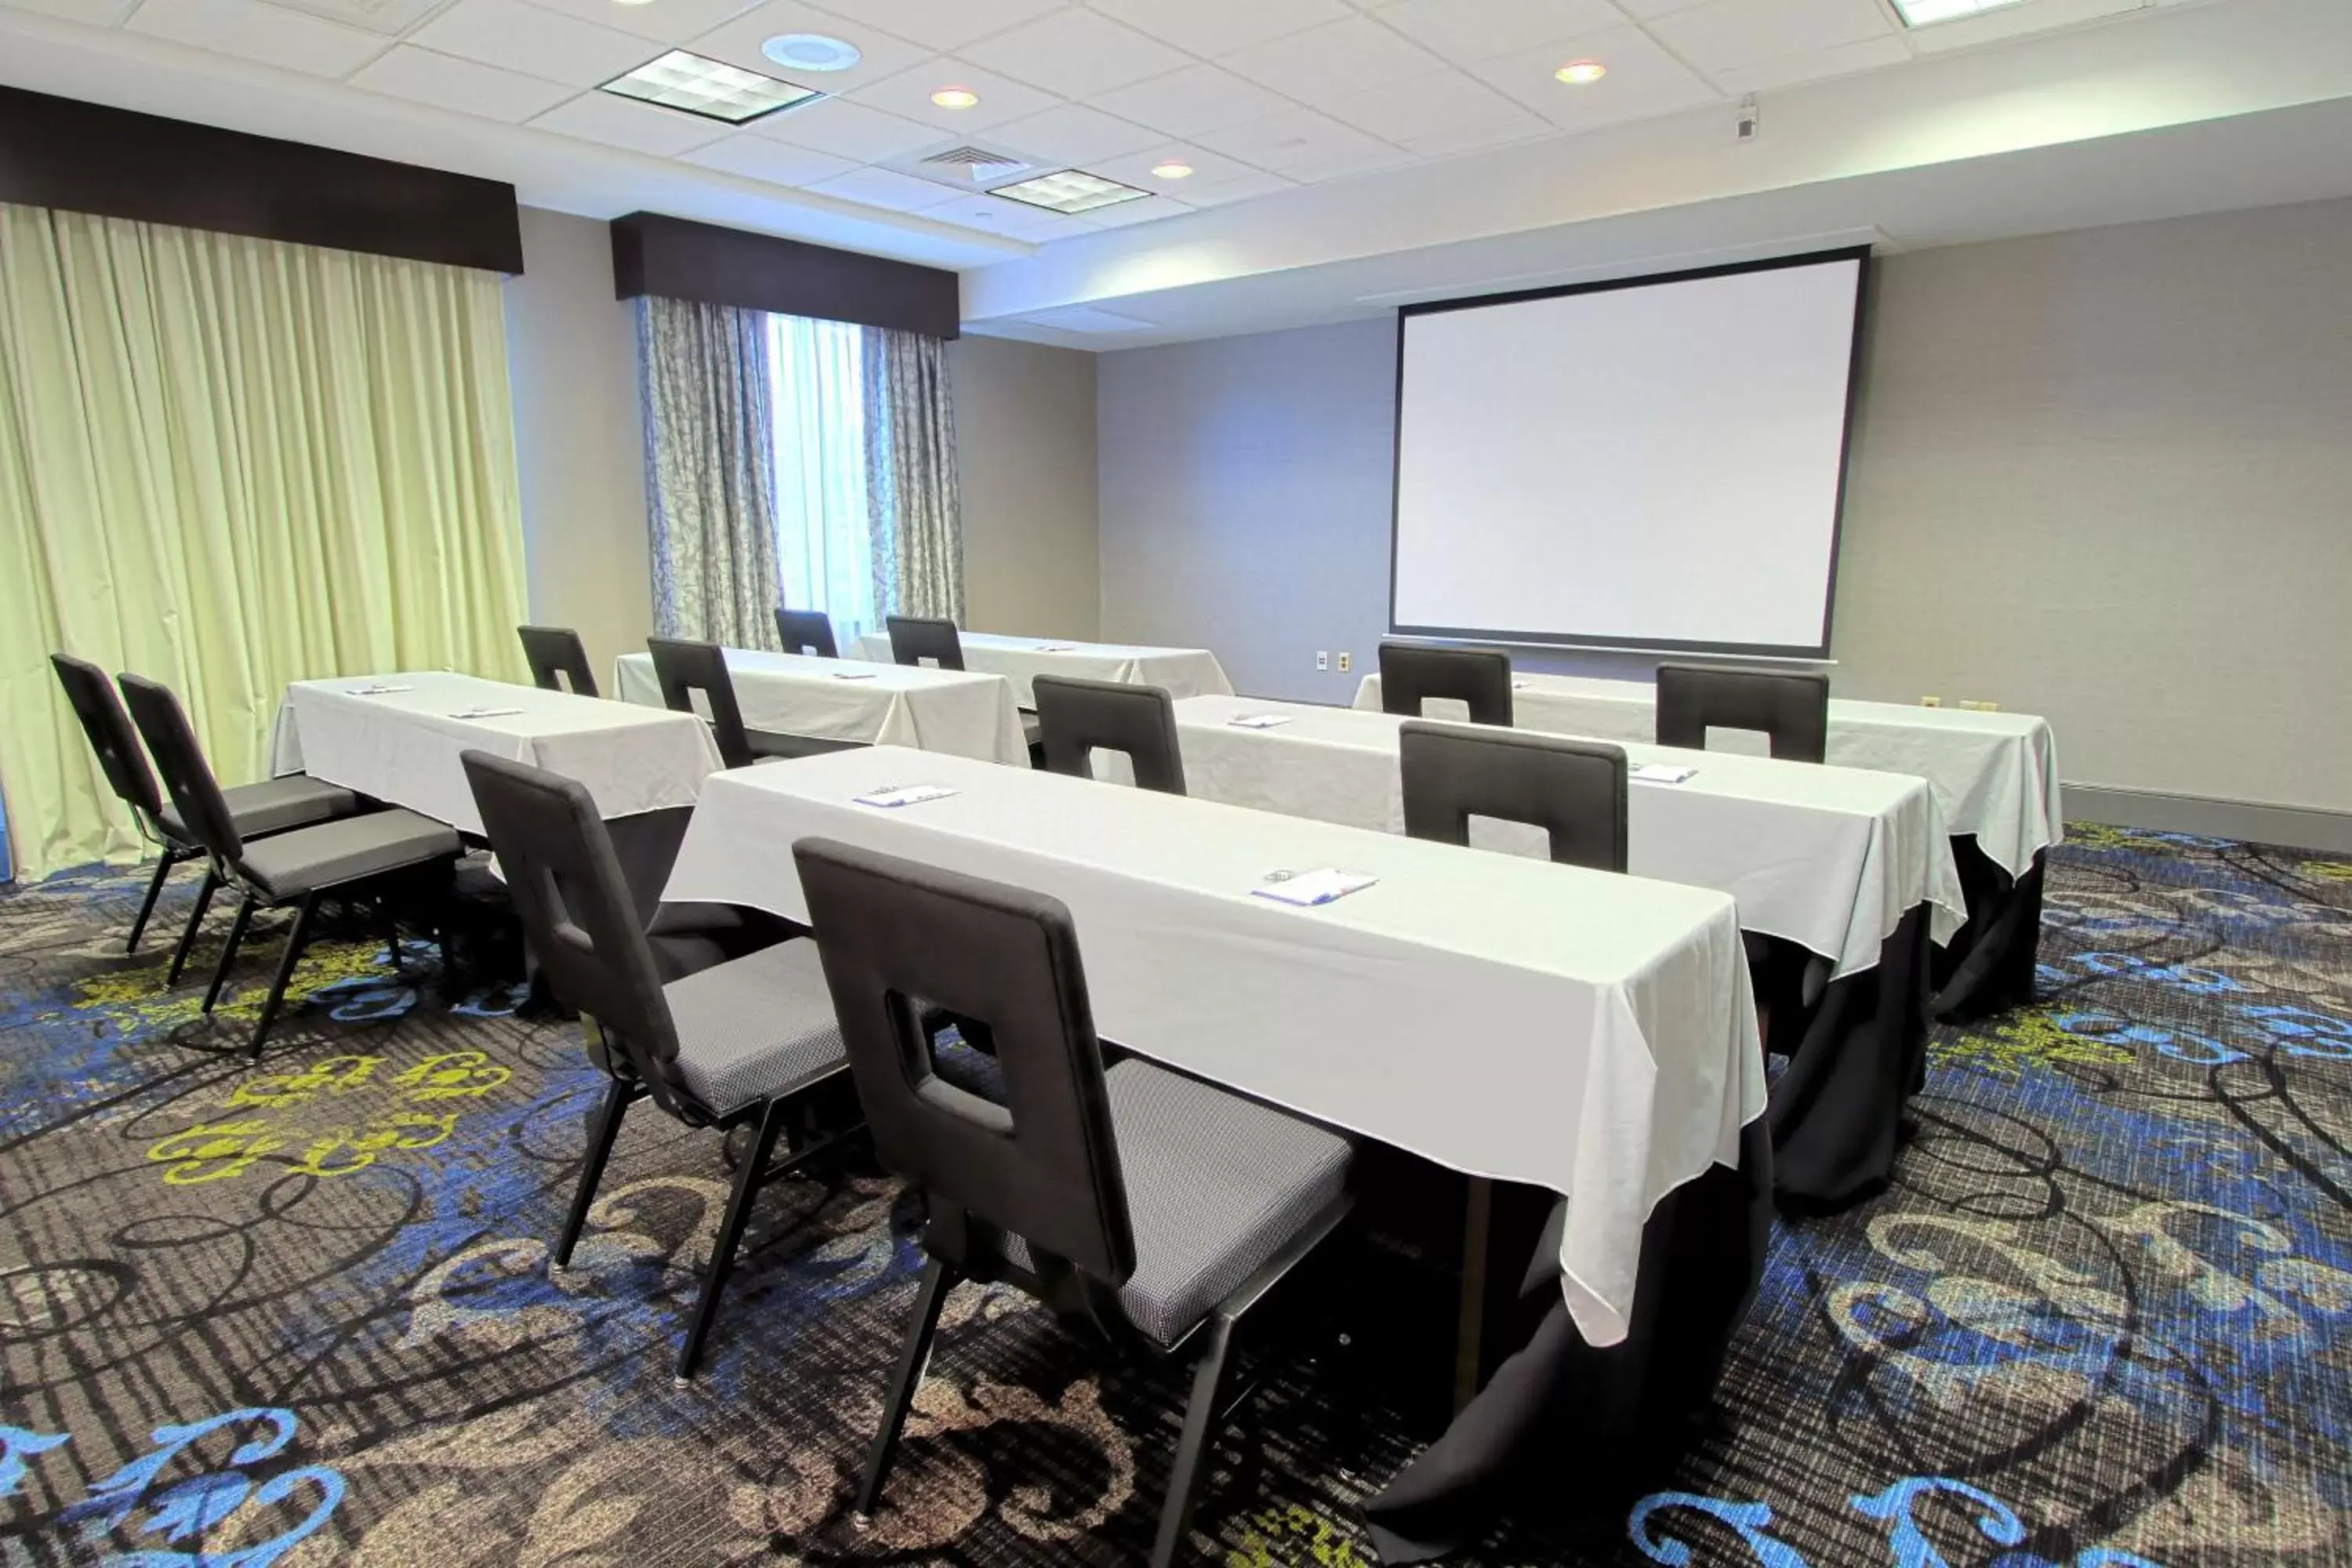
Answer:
top-left (768, 314), bottom-right (875, 641)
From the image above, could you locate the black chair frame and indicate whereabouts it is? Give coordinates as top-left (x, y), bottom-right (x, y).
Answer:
top-left (884, 615), bottom-right (964, 671)
top-left (1032, 675), bottom-right (1187, 795)
top-left (774, 608), bottom-right (840, 659)
top-left (519, 626), bottom-right (599, 697)
top-left (1654, 662), bottom-right (1830, 764)
top-left (1377, 642), bottom-right (1514, 727)
top-left (1399, 722), bottom-right (1628, 873)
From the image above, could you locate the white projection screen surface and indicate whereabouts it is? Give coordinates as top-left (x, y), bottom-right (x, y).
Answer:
top-left (1391, 249), bottom-right (1867, 657)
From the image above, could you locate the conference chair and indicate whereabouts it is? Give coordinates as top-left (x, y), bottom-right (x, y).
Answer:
top-left (1399, 723), bottom-right (1627, 872)
top-left (1653, 663), bottom-right (1829, 764)
top-left (49, 654), bottom-right (360, 965)
top-left (118, 675), bottom-right (462, 1056)
top-left (884, 615), bottom-right (963, 670)
top-left (518, 626), bottom-right (598, 697)
top-left (462, 751), bottom-right (852, 1383)
top-left (1377, 642), bottom-right (1513, 727)
top-left (645, 637), bottom-right (855, 768)
top-left (774, 608), bottom-right (840, 660)
top-left (1031, 675), bottom-right (1186, 795)
top-left (793, 838), bottom-right (1352, 1567)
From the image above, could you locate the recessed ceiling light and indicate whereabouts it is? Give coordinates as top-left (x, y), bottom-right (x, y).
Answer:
top-left (1889, 0), bottom-right (2027, 22)
top-left (610, 0), bottom-right (655, 8)
top-left (931, 86), bottom-right (980, 110)
top-left (762, 33), bottom-right (861, 72)
top-left (992, 169), bottom-right (1149, 215)
top-left (1555, 59), bottom-right (1606, 85)
top-left (1149, 160), bottom-right (1193, 180)
top-left (601, 50), bottom-right (820, 124)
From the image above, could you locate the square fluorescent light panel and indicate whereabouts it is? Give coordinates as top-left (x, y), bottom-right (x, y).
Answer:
top-left (1890, 0), bottom-right (2031, 24)
top-left (989, 169), bottom-right (1150, 215)
top-left (601, 50), bottom-right (821, 125)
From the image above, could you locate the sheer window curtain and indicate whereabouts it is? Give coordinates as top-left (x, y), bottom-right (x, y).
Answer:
top-left (768, 314), bottom-right (877, 641)
top-left (864, 327), bottom-right (964, 625)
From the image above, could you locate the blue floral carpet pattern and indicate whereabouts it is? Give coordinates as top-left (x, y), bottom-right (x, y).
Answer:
top-left (2, 827), bottom-right (2348, 1566)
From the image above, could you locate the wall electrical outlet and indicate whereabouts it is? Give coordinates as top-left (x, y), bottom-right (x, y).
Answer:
top-left (1316, 651), bottom-right (1330, 671)
top-left (1337, 652), bottom-right (1352, 673)
top-left (1959, 699), bottom-right (2001, 712)
top-left (1919, 695), bottom-right (1942, 707)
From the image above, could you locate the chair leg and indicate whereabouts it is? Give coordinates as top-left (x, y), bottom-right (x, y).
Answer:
top-left (553, 1078), bottom-right (637, 1270)
top-left (201, 894), bottom-right (256, 1013)
top-left (166, 869), bottom-right (220, 986)
top-left (126, 849), bottom-right (183, 953)
top-left (1152, 1314), bottom-right (1238, 1568)
top-left (248, 893), bottom-right (318, 1058)
top-left (673, 1096), bottom-right (792, 1385)
top-left (856, 1254), bottom-right (956, 1519)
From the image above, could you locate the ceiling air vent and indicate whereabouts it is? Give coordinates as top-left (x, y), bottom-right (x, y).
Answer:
top-left (919, 146), bottom-right (1032, 185)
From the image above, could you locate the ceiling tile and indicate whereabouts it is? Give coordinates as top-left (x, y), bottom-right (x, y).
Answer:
top-left (1467, 23), bottom-right (1721, 130)
top-left (348, 45), bottom-right (579, 118)
top-left (1370, 0), bottom-right (1626, 66)
top-left (0, 0), bottom-right (139, 23)
top-left (1704, 31), bottom-right (1910, 94)
top-left (844, 56), bottom-right (1064, 130)
top-left (924, 192), bottom-right (1093, 240)
top-left (962, 9), bottom-right (1189, 97)
top-left (528, 87), bottom-right (731, 151)
top-left (1222, 15), bottom-right (1442, 106)
top-left (524, 0), bottom-right (762, 44)
top-left (682, 127), bottom-right (859, 181)
top-left (748, 95), bottom-right (941, 156)
top-left (1071, 193), bottom-right (1194, 229)
top-left (1610, 0), bottom-right (1704, 16)
top-left (1091, 63), bottom-right (1297, 140)
top-left (412, 0), bottom-right (659, 87)
top-left (685, 0), bottom-right (930, 87)
top-left (1642, 0), bottom-right (1893, 74)
top-left (797, 0), bottom-right (1062, 51)
top-left (986, 102), bottom-right (1161, 165)
top-left (1018, 305), bottom-right (1160, 332)
top-left (1194, 105), bottom-right (1411, 180)
top-left (1319, 67), bottom-right (1544, 146)
top-left (805, 163), bottom-right (964, 208)
top-left (1086, 0), bottom-right (1351, 57)
top-left (1086, 140), bottom-right (1263, 190)
top-left (1178, 168), bottom-right (1297, 207)
top-left (1903, 0), bottom-right (2143, 53)
top-left (124, 0), bottom-right (390, 75)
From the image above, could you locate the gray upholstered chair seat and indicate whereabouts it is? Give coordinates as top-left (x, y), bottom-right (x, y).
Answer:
top-left (1005, 1059), bottom-right (1351, 1347)
top-left (661, 938), bottom-right (847, 1116)
top-left (161, 775), bottom-right (358, 844)
top-left (238, 809), bottom-right (463, 899)
top-left (1020, 713), bottom-right (1042, 750)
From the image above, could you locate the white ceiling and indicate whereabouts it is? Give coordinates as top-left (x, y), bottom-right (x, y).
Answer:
top-left (3, 0), bottom-right (2350, 343)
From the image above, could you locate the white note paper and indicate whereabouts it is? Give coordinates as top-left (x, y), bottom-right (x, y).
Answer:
top-left (449, 706), bottom-right (524, 720)
top-left (855, 784), bottom-right (959, 809)
top-left (1227, 713), bottom-right (1293, 729)
top-left (832, 671), bottom-right (878, 681)
top-left (346, 684), bottom-right (415, 695)
top-left (1631, 763), bottom-right (1699, 785)
top-left (1250, 869), bottom-right (1377, 906)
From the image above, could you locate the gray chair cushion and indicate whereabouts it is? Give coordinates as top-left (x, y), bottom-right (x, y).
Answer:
top-left (1021, 713), bottom-right (1042, 750)
top-left (162, 775), bottom-right (358, 844)
top-left (661, 938), bottom-right (846, 1116)
top-left (1007, 1059), bottom-right (1351, 1348)
top-left (237, 808), bottom-right (461, 899)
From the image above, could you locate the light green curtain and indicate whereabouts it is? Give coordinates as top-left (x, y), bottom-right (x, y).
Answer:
top-left (863, 327), bottom-right (964, 624)
top-left (0, 201), bottom-right (529, 881)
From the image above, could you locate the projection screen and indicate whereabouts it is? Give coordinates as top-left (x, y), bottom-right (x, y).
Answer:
top-left (1390, 247), bottom-right (1869, 659)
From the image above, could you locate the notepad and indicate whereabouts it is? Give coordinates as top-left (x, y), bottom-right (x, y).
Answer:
top-left (449, 706), bottom-right (524, 720)
top-left (346, 684), bottom-right (414, 695)
top-left (1251, 869), bottom-right (1377, 906)
top-left (1033, 643), bottom-right (1079, 652)
top-left (855, 784), bottom-right (959, 809)
top-left (831, 670), bottom-right (878, 680)
top-left (1631, 763), bottom-right (1699, 785)
top-left (1226, 713), bottom-right (1292, 729)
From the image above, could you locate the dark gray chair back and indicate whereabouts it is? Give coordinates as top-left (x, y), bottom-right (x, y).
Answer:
top-left (1032, 676), bottom-right (1185, 795)
top-left (1378, 642), bottom-right (1512, 726)
top-left (117, 674), bottom-right (243, 866)
top-left (1399, 723), bottom-right (1628, 873)
top-left (646, 637), bottom-right (755, 770)
top-left (460, 752), bottom-right (691, 1107)
top-left (794, 837), bottom-right (1136, 1286)
top-left (886, 616), bottom-right (964, 672)
top-left (775, 608), bottom-right (840, 659)
top-left (53, 654), bottom-right (165, 826)
top-left (1655, 664), bottom-right (1828, 764)
top-left (519, 626), bottom-right (597, 697)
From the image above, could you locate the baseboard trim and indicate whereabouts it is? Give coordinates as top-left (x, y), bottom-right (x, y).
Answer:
top-left (2064, 785), bottom-right (2352, 855)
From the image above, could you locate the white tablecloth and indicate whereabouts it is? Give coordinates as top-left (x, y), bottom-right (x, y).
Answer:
top-left (613, 649), bottom-right (1030, 768)
top-left (271, 672), bottom-right (724, 835)
top-left (1356, 673), bottom-right (2060, 880)
top-left (848, 630), bottom-right (1236, 707)
top-left (663, 746), bottom-right (1764, 1348)
top-left (1182, 695), bottom-right (1964, 979)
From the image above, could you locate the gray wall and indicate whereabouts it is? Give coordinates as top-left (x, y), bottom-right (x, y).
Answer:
top-left (950, 335), bottom-right (1101, 640)
top-left (1097, 197), bottom-right (2352, 826)
top-left (502, 206), bottom-right (652, 682)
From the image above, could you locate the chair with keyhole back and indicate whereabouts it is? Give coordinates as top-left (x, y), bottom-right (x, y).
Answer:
top-left (518, 626), bottom-right (599, 698)
top-left (1031, 675), bottom-right (1186, 796)
top-left (51, 653), bottom-right (361, 964)
top-left (774, 608), bottom-right (840, 660)
top-left (1399, 722), bottom-right (1627, 872)
top-left (1653, 663), bottom-right (1828, 764)
top-left (793, 837), bottom-right (1352, 1567)
top-left (884, 615), bottom-right (963, 670)
top-left (646, 636), bottom-right (855, 767)
top-left (1377, 642), bottom-right (1513, 727)
top-left (462, 750), bottom-right (851, 1383)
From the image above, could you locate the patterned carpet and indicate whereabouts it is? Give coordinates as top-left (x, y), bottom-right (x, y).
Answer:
top-left (2, 826), bottom-right (2348, 1566)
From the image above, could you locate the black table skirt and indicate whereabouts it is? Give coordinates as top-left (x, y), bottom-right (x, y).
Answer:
top-left (1932, 837), bottom-right (2045, 1022)
top-left (1362, 1119), bottom-right (1773, 1563)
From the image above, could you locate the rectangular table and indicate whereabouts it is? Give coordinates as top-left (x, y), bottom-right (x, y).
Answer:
top-left (848, 630), bottom-right (1236, 706)
top-left (613, 648), bottom-right (1029, 768)
top-left (1356, 670), bottom-right (2061, 1016)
